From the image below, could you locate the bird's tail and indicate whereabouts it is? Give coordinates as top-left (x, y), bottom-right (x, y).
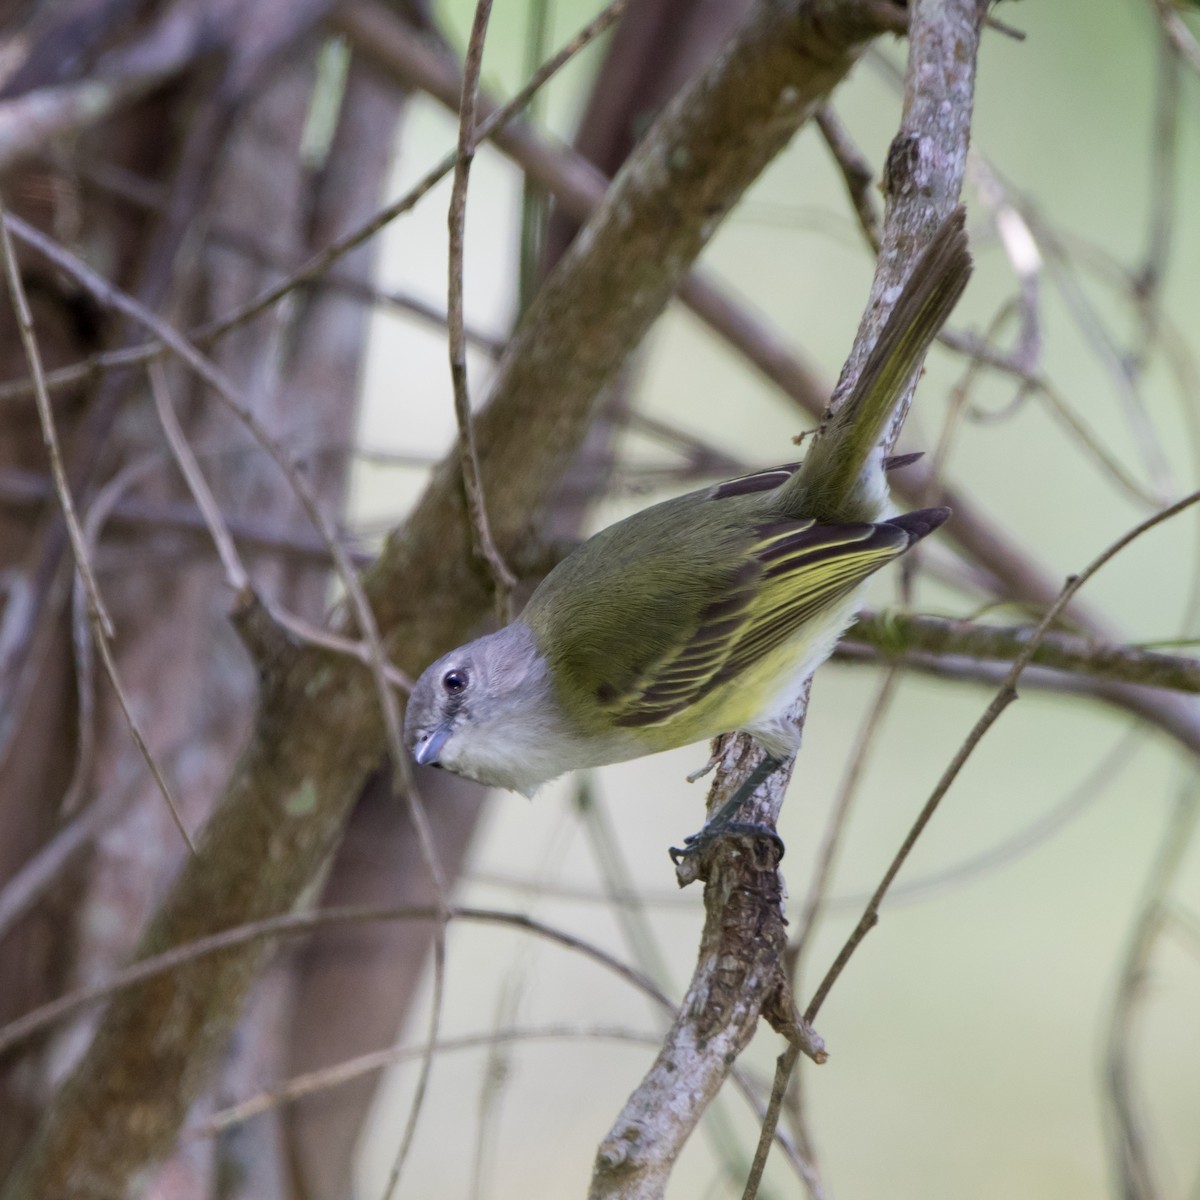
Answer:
top-left (785, 207), bottom-right (973, 523)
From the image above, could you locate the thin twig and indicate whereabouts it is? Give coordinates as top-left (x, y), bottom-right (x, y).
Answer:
top-left (267, 608), bottom-right (413, 693)
top-left (815, 104), bottom-right (880, 253)
top-left (201, 1023), bottom-right (661, 1137)
top-left (0, 464), bottom-right (378, 567)
top-left (790, 667), bottom-right (902, 970)
top-left (1104, 782), bottom-right (1200, 1200)
top-left (844, 610), bottom-right (1200, 695)
top-left (0, 201), bottom-right (197, 854)
top-left (0, 903), bottom-right (668, 1060)
top-left (0, 214), bottom-right (113, 642)
top-left (147, 360), bottom-right (249, 593)
top-left (445, 0), bottom-right (516, 622)
top-left (63, 455), bottom-right (180, 819)
top-left (742, 1042), bottom-right (804, 1200)
top-left (0, 0), bottom-right (632, 412)
top-left (806, 483), bottom-right (1200, 1025)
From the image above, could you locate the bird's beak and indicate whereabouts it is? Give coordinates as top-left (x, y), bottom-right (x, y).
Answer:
top-left (414, 722), bottom-right (453, 766)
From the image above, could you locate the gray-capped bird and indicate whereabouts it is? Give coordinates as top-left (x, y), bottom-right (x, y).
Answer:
top-left (404, 209), bottom-right (972, 804)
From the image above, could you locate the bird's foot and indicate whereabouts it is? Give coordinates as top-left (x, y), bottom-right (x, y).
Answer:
top-left (669, 820), bottom-right (784, 869)
top-left (669, 754), bottom-right (787, 880)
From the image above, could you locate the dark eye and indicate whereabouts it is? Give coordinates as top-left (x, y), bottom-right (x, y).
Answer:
top-left (442, 669), bottom-right (469, 694)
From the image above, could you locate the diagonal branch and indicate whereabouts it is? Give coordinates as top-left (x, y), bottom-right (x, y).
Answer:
top-left (844, 611), bottom-right (1200, 696)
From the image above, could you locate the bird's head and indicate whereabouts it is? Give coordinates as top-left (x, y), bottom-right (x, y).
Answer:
top-left (403, 622), bottom-right (555, 796)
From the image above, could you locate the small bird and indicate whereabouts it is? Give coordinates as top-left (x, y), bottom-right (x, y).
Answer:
top-left (405, 210), bottom-right (972, 801)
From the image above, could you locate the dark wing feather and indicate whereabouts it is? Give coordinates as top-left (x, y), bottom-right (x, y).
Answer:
top-left (608, 519), bottom-right (909, 728)
top-left (710, 463), bottom-right (800, 499)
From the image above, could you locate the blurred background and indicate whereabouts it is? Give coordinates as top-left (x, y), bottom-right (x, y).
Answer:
top-left (0, 0), bottom-right (1197, 1198)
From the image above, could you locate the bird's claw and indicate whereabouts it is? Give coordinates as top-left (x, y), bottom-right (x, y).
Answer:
top-left (669, 821), bottom-right (785, 869)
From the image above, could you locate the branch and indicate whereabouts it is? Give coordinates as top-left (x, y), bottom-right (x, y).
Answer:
top-left (739, 2), bottom-right (991, 1195)
top-left (0, 201), bottom-right (198, 855)
top-left (0, 466), bottom-right (376, 567)
top-left (334, 0), bottom-right (830, 415)
top-left (1, 1), bottom-right (904, 1195)
top-left (844, 611), bottom-right (1200, 695)
top-left (336, 0), bottom-right (1153, 670)
top-left (445, 0), bottom-right (517, 616)
top-left (0, 3), bottom-right (208, 170)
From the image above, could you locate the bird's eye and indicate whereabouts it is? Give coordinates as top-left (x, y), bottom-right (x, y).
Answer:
top-left (442, 669), bottom-right (469, 694)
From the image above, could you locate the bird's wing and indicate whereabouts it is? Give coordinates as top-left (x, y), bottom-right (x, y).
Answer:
top-left (604, 519), bottom-right (909, 729)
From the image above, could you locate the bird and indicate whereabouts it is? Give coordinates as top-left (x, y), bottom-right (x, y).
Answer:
top-left (404, 209), bottom-right (972, 806)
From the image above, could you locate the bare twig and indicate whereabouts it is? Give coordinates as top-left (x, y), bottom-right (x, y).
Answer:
top-left (445, 0), bottom-right (516, 621)
top-left (742, 1042), bottom-right (805, 1200)
top-left (790, 667), bottom-right (902, 969)
top-left (0, 214), bottom-right (112, 642)
top-left (815, 104), bottom-right (881, 252)
top-left (1104, 783), bottom-right (1200, 1200)
top-left (844, 610), bottom-right (1200, 695)
top-left (202, 1024), bottom-right (662, 1137)
top-left (0, 0), bottom-right (634, 413)
top-left (267, 609), bottom-right (413, 693)
top-left (0, 465), bottom-right (377, 567)
top-left (0, 904), bottom-right (668, 1060)
top-left (806, 484), bottom-right (1200, 1026)
top-left (147, 361), bottom-right (249, 593)
top-left (0, 200), bottom-right (197, 854)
